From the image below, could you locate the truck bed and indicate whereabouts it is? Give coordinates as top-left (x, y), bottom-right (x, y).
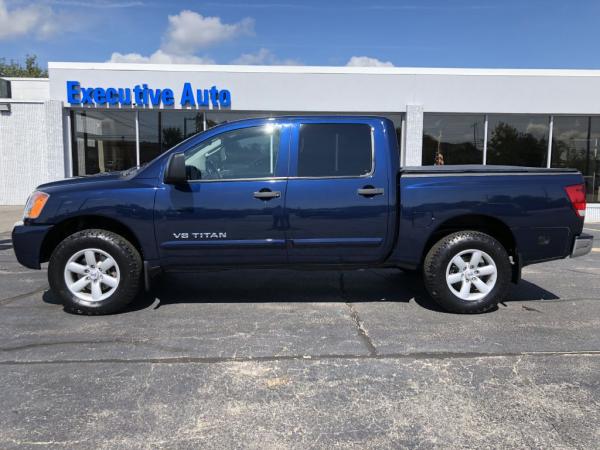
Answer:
top-left (401, 165), bottom-right (579, 174)
top-left (392, 164), bottom-right (585, 271)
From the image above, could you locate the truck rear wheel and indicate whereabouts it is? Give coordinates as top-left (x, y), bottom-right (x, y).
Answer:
top-left (48, 229), bottom-right (142, 315)
top-left (423, 231), bottom-right (510, 313)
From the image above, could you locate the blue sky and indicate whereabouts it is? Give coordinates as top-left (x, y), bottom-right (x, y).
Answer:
top-left (1, 0), bottom-right (599, 68)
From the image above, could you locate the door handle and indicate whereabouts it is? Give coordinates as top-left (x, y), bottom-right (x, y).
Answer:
top-left (357, 186), bottom-right (384, 197)
top-left (253, 189), bottom-right (281, 200)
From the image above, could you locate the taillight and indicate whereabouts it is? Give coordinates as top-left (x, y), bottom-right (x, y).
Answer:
top-left (564, 184), bottom-right (586, 218)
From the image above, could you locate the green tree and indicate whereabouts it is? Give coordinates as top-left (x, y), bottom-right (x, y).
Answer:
top-left (488, 122), bottom-right (547, 166)
top-left (0, 55), bottom-right (48, 77)
top-left (162, 126), bottom-right (184, 149)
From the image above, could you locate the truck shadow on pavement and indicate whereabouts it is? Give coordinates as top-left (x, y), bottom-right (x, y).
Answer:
top-left (108, 269), bottom-right (559, 315)
top-left (0, 238), bottom-right (13, 251)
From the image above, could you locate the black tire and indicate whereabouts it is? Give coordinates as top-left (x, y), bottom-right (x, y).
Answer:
top-left (423, 231), bottom-right (511, 314)
top-left (48, 229), bottom-right (142, 315)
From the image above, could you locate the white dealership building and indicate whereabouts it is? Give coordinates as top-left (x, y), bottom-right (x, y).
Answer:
top-left (1, 62), bottom-right (600, 220)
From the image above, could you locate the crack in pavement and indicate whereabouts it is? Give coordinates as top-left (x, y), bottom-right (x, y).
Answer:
top-left (565, 268), bottom-right (600, 277)
top-left (2, 349), bottom-right (599, 366)
top-left (0, 286), bottom-right (48, 305)
top-left (0, 338), bottom-right (202, 356)
top-left (339, 272), bottom-right (378, 356)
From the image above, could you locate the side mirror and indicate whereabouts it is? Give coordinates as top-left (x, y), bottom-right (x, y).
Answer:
top-left (164, 153), bottom-right (187, 185)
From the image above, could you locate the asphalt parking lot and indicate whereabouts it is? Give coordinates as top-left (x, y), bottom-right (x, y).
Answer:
top-left (1, 219), bottom-right (600, 448)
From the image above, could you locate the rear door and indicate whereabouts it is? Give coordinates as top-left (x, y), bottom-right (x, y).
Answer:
top-left (285, 118), bottom-right (392, 264)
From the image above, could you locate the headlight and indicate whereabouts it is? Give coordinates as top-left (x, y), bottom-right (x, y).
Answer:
top-left (23, 191), bottom-right (49, 219)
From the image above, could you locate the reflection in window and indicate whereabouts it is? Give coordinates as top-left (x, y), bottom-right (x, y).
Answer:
top-left (422, 114), bottom-right (484, 165)
top-left (71, 110), bottom-right (136, 176)
top-left (138, 111), bottom-right (206, 165)
top-left (184, 125), bottom-right (280, 180)
top-left (551, 116), bottom-right (600, 202)
top-left (138, 111), bottom-right (160, 164)
top-left (487, 115), bottom-right (549, 167)
top-left (161, 111), bottom-right (204, 148)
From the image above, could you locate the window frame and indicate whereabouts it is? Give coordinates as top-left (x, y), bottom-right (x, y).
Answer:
top-left (291, 122), bottom-right (376, 180)
top-left (182, 124), bottom-right (286, 183)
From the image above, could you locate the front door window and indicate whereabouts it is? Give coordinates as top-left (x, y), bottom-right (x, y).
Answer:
top-left (184, 125), bottom-right (280, 181)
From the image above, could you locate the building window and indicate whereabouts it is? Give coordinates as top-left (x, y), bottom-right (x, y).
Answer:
top-left (486, 115), bottom-right (549, 167)
top-left (71, 110), bottom-right (136, 176)
top-left (206, 111), bottom-right (268, 129)
top-left (70, 109), bottom-right (403, 176)
top-left (422, 114), bottom-right (484, 165)
top-left (0, 78), bottom-right (11, 98)
top-left (138, 111), bottom-right (205, 165)
top-left (138, 111), bottom-right (160, 165)
top-left (551, 116), bottom-right (600, 202)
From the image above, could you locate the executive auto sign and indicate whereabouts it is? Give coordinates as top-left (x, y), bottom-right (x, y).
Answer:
top-left (66, 81), bottom-right (232, 108)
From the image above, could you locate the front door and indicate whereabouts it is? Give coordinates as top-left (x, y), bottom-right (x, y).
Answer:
top-left (155, 121), bottom-right (290, 267)
top-left (285, 119), bottom-right (392, 264)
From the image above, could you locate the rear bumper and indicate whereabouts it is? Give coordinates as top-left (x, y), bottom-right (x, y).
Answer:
top-left (12, 223), bottom-right (53, 269)
top-left (571, 233), bottom-right (594, 258)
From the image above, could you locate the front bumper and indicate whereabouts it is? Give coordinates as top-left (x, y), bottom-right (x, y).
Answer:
top-left (571, 233), bottom-right (594, 258)
top-left (12, 223), bottom-right (53, 269)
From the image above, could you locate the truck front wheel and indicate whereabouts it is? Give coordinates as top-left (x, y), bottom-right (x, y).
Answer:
top-left (423, 231), bottom-right (511, 314)
top-left (48, 229), bottom-right (142, 315)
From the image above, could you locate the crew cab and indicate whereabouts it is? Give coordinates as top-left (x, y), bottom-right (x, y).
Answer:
top-left (12, 116), bottom-right (593, 314)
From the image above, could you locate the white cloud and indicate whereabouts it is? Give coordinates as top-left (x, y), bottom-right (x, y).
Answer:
top-left (346, 56), bottom-right (394, 67)
top-left (232, 48), bottom-right (301, 66)
top-left (108, 50), bottom-right (215, 65)
top-left (0, 0), bottom-right (61, 40)
top-left (162, 10), bottom-right (254, 55)
top-left (108, 10), bottom-right (254, 65)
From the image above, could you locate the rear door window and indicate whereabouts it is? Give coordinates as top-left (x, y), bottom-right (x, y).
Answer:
top-left (297, 123), bottom-right (372, 177)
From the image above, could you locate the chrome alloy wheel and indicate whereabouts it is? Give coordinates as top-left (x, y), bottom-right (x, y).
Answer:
top-left (63, 248), bottom-right (120, 302)
top-left (445, 249), bottom-right (497, 301)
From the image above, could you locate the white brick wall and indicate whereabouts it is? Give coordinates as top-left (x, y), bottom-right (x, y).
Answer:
top-left (0, 101), bottom-right (66, 205)
top-left (404, 104), bottom-right (424, 166)
top-left (585, 205), bottom-right (600, 223)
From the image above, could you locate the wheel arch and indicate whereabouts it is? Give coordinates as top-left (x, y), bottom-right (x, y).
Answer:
top-left (421, 214), bottom-right (519, 282)
top-left (40, 215), bottom-right (145, 263)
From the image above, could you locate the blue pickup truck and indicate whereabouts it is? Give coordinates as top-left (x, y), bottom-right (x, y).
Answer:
top-left (12, 116), bottom-right (592, 314)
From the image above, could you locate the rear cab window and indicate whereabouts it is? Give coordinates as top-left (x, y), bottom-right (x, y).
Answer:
top-left (297, 123), bottom-right (373, 177)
